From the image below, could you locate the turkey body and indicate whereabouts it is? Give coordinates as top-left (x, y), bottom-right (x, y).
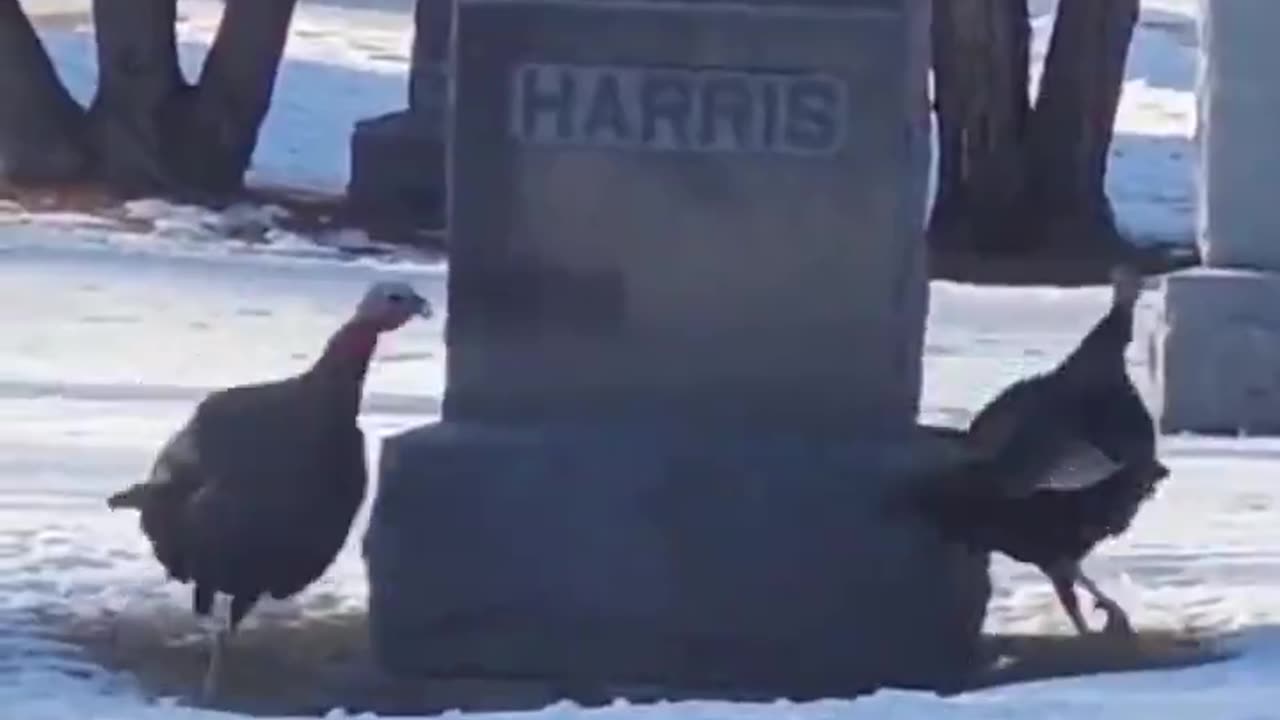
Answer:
top-left (947, 372), bottom-right (1166, 571)
top-left (112, 373), bottom-right (367, 624)
top-left (922, 266), bottom-right (1169, 635)
top-left (106, 280), bottom-right (430, 701)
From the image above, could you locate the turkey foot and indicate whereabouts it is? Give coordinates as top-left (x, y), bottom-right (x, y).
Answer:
top-left (1079, 573), bottom-right (1135, 637)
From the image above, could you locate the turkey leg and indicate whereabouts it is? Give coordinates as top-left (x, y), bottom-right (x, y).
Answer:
top-left (1077, 572), bottom-right (1135, 636)
top-left (1046, 562), bottom-right (1091, 635)
top-left (201, 624), bottom-right (229, 702)
top-left (199, 593), bottom-right (258, 702)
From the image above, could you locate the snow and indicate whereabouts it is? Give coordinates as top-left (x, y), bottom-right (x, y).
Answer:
top-left (0, 0), bottom-right (1260, 717)
top-left (4, 219), bottom-right (1278, 719)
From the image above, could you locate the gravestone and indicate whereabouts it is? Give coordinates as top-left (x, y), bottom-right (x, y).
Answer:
top-left (1141, 0), bottom-right (1280, 434)
top-left (364, 0), bottom-right (991, 704)
top-left (347, 0), bottom-right (451, 228)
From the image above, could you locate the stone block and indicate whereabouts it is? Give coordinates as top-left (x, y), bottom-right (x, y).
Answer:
top-left (444, 0), bottom-right (933, 432)
top-left (363, 421), bottom-right (990, 699)
top-left (361, 0), bottom-right (974, 700)
top-left (347, 110), bottom-right (446, 228)
top-left (1140, 267), bottom-right (1280, 434)
top-left (1196, 0), bottom-right (1280, 270)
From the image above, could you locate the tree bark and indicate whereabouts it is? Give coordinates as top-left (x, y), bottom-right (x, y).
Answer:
top-left (85, 0), bottom-right (297, 197)
top-left (0, 0), bottom-right (90, 183)
top-left (929, 0), bottom-right (1032, 254)
top-left (1026, 0), bottom-right (1138, 226)
top-left (929, 0), bottom-right (1139, 259)
top-left (87, 0), bottom-right (186, 193)
top-left (0, 0), bottom-right (299, 198)
top-left (186, 0), bottom-right (300, 193)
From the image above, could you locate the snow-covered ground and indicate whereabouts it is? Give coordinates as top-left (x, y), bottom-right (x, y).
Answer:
top-left (3, 222), bottom-right (1279, 719)
top-left (0, 0), bottom-right (1257, 717)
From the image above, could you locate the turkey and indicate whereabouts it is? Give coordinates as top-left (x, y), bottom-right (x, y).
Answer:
top-left (919, 264), bottom-right (1169, 637)
top-left (106, 280), bottom-right (432, 700)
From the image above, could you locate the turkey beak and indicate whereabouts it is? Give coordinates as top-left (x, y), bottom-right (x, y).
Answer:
top-left (415, 294), bottom-right (434, 319)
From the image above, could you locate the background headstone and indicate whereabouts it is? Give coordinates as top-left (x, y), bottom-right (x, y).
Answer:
top-left (1143, 0), bottom-right (1280, 434)
top-left (1194, 0), bottom-right (1280, 269)
top-left (347, 0), bottom-right (451, 229)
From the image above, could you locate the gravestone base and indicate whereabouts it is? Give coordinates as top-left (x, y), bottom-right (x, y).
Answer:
top-left (347, 110), bottom-right (446, 229)
top-left (1141, 268), bottom-right (1280, 434)
top-left (363, 421), bottom-right (991, 701)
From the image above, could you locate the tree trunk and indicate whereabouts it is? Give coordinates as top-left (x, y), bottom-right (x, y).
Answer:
top-left (0, 0), bottom-right (90, 183)
top-left (186, 0), bottom-right (300, 193)
top-left (86, 0), bottom-right (297, 197)
top-left (87, 0), bottom-right (187, 193)
top-left (928, 0), bottom-right (1032, 254)
top-left (0, 0), bottom-right (298, 198)
top-left (929, 0), bottom-right (1139, 259)
top-left (1025, 0), bottom-right (1138, 237)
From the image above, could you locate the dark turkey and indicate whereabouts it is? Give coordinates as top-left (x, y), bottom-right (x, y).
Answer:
top-left (106, 280), bottom-right (431, 699)
top-left (921, 264), bottom-right (1168, 637)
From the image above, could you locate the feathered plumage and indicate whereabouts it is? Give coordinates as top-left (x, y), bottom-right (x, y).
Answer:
top-left (107, 281), bottom-right (431, 699)
top-left (920, 265), bottom-right (1168, 636)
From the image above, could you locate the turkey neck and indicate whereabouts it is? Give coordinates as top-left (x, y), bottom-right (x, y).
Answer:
top-left (1058, 295), bottom-right (1135, 386)
top-left (308, 317), bottom-right (381, 415)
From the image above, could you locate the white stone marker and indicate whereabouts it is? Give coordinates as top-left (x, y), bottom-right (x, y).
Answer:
top-left (1144, 0), bottom-right (1280, 434)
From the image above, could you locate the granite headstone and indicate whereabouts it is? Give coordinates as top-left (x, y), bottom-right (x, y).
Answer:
top-left (365, 0), bottom-right (990, 703)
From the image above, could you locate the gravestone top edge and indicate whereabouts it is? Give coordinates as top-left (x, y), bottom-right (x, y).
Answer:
top-left (454, 0), bottom-right (905, 20)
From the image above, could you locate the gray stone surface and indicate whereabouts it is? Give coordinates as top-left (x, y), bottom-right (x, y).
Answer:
top-left (1148, 2), bottom-right (1280, 434)
top-left (444, 0), bottom-right (933, 432)
top-left (364, 421), bottom-right (991, 698)
top-left (1140, 268), bottom-right (1280, 434)
top-left (347, 110), bottom-right (446, 226)
top-left (1195, 0), bottom-right (1280, 270)
top-left (362, 0), bottom-right (976, 699)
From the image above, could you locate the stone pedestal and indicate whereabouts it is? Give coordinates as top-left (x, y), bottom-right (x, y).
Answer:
top-left (364, 0), bottom-right (988, 701)
top-left (365, 424), bottom-right (989, 699)
top-left (1142, 1), bottom-right (1280, 434)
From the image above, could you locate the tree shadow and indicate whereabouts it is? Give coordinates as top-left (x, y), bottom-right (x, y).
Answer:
top-left (959, 625), bottom-right (1240, 694)
top-left (48, 603), bottom-right (1254, 716)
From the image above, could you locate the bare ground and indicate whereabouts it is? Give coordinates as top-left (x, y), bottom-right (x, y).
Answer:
top-left (0, 182), bottom-right (448, 262)
top-left (37, 604), bottom-right (1235, 717)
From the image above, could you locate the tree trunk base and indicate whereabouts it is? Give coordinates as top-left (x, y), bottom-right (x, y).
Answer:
top-left (928, 205), bottom-right (1194, 285)
top-left (928, 243), bottom-right (1197, 286)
